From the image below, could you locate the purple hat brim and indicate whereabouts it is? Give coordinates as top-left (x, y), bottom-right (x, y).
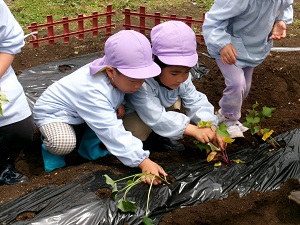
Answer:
top-left (118, 62), bottom-right (161, 79)
top-left (158, 53), bottom-right (198, 68)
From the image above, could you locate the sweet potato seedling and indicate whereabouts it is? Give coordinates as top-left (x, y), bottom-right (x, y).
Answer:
top-left (243, 102), bottom-right (279, 148)
top-left (194, 121), bottom-right (236, 166)
top-left (104, 173), bottom-right (170, 225)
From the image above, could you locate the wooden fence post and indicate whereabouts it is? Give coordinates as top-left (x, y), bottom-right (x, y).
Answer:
top-left (124, 8), bottom-right (131, 30)
top-left (185, 16), bottom-right (192, 27)
top-left (78, 14), bottom-right (84, 40)
top-left (63, 17), bottom-right (70, 43)
top-left (154, 12), bottom-right (161, 26)
top-left (29, 22), bottom-right (39, 48)
top-left (139, 6), bottom-right (146, 34)
top-left (106, 5), bottom-right (113, 36)
top-left (92, 12), bottom-right (99, 37)
top-left (47, 15), bottom-right (54, 45)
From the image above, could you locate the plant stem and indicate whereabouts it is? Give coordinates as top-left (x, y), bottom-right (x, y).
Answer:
top-left (221, 149), bottom-right (229, 165)
top-left (113, 173), bottom-right (145, 183)
top-left (270, 137), bottom-right (280, 147)
top-left (119, 177), bottom-right (143, 194)
top-left (145, 175), bottom-right (155, 216)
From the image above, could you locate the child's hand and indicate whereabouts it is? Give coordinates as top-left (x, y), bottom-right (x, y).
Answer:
top-left (212, 133), bottom-right (227, 151)
top-left (220, 44), bottom-right (238, 65)
top-left (269, 20), bottom-right (287, 40)
top-left (116, 104), bottom-right (125, 118)
top-left (194, 127), bottom-right (215, 144)
top-left (138, 158), bottom-right (168, 185)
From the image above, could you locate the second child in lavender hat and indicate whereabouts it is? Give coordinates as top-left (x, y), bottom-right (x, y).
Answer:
top-left (33, 30), bottom-right (167, 185)
top-left (124, 21), bottom-right (225, 151)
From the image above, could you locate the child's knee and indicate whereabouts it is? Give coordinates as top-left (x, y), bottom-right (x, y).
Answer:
top-left (44, 135), bottom-right (76, 155)
top-left (227, 78), bottom-right (247, 95)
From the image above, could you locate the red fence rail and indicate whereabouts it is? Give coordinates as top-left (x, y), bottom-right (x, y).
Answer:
top-left (122, 6), bottom-right (206, 45)
top-left (26, 5), bottom-right (205, 48)
top-left (27, 5), bottom-right (115, 48)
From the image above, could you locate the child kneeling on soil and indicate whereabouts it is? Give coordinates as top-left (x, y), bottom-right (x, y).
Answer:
top-left (33, 30), bottom-right (167, 185)
top-left (123, 21), bottom-right (226, 151)
top-left (202, 0), bottom-right (293, 138)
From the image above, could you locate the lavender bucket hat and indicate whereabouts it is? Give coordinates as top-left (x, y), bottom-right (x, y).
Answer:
top-left (151, 20), bottom-right (198, 68)
top-left (90, 30), bottom-right (161, 79)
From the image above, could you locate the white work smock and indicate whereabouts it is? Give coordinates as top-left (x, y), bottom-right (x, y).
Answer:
top-left (202, 0), bottom-right (294, 68)
top-left (0, 0), bottom-right (31, 127)
top-left (126, 74), bottom-right (218, 140)
top-left (33, 64), bottom-right (149, 167)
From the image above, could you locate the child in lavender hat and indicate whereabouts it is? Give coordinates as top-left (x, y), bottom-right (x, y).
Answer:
top-left (33, 30), bottom-right (166, 185)
top-left (124, 21), bottom-right (225, 151)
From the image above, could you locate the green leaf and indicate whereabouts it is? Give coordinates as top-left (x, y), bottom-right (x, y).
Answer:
top-left (0, 92), bottom-right (9, 102)
top-left (207, 142), bottom-right (220, 151)
top-left (257, 112), bottom-right (264, 119)
top-left (216, 129), bottom-right (229, 137)
top-left (252, 102), bottom-right (259, 110)
top-left (254, 126), bottom-right (261, 133)
top-left (143, 216), bottom-right (154, 225)
top-left (111, 190), bottom-right (118, 200)
top-left (224, 136), bottom-right (235, 143)
top-left (197, 121), bottom-right (212, 128)
top-left (214, 161), bottom-right (222, 167)
top-left (262, 106), bottom-right (275, 117)
top-left (117, 198), bottom-right (137, 213)
top-left (246, 109), bottom-right (257, 117)
top-left (250, 125), bottom-right (260, 135)
top-left (0, 103), bottom-right (2, 116)
top-left (233, 159), bottom-right (245, 164)
top-left (218, 123), bottom-right (227, 132)
top-left (245, 115), bottom-right (254, 123)
top-left (253, 117), bottom-right (260, 123)
top-left (126, 180), bottom-right (134, 186)
top-left (216, 123), bottom-right (229, 137)
top-left (194, 140), bottom-right (207, 150)
top-left (242, 121), bottom-right (250, 128)
top-left (261, 128), bottom-right (270, 134)
top-left (103, 174), bottom-right (118, 193)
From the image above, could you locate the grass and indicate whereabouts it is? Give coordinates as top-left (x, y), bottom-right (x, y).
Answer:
top-left (7, 0), bottom-right (297, 37)
top-left (7, 0), bottom-right (212, 29)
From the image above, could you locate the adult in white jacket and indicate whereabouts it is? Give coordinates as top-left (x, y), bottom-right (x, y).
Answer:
top-left (0, 0), bottom-right (35, 185)
top-left (202, 0), bottom-right (293, 138)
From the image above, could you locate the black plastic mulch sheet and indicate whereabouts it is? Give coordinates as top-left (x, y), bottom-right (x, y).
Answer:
top-left (1, 53), bottom-right (298, 225)
top-left (18, 52), bottom-right (101, 111)
top-left (0, 128), bottom-right (299, 224)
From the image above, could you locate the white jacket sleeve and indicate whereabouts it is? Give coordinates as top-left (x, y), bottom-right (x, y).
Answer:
top-left (276, 4), bottom-right (293, 25)
top-left (202, 0), bottom-right (249, 57)
top-left (76, 89), bottom-right (149, 168)
top-left (127, 81), bottom-right (190, 140)
top-left (180, 76), bottom-right (218, 126)
top-left (0, 1), bottom-right (24, 54)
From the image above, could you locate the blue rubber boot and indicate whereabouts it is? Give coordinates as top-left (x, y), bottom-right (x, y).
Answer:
top-left (78, 126), bottom-right (110, 160)
top-left (41, 143), bottom-right (66, 173)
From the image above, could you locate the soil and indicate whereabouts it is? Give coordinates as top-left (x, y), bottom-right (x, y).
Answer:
top-left (1, 2), bottom-right (300, 225)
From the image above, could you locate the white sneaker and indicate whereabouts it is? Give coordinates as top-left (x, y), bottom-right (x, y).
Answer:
top-left (227, 124), bottom-right (244, 138)
top-left (216, 109), bottom-right (249, 133)
top-left (236, 121), bottom-right (249, 133)
top-left (216, 109), bottom-right (226, 125)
